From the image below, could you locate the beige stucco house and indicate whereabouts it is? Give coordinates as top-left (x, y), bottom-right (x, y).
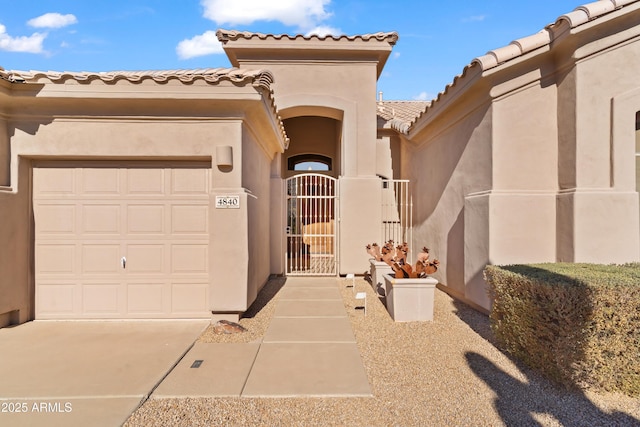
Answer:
top-left (1, 0), bottom-right (639, 327)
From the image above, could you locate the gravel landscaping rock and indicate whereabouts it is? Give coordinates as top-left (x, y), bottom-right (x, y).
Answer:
top-left (125, 276), bottom-right (640, 427)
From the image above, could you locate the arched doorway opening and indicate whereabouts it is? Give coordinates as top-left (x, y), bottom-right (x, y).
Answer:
top-left (281, 112), bottom-right (342, 275)
top-left (281, 115), bottom-right (341, 179)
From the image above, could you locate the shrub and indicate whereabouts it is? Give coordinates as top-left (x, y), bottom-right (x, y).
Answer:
top-left (484, 263), bottom-right (640, 396)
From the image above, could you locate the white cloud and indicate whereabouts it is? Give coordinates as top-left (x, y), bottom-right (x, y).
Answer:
top-left (179, 0), bottom-right (335, 59)
top-left (462, 15), bottom-right (486, 23)
top-left (176, 30), bottom-right (224, 59)
top-left (28, 13), bottom-right (78, 29)
top-left (0, 24), bottom-right (46, 53)
top-left (200, 0), bottom-right (332, 31)
top-left (413, 91), bottom-right (434, 101)
top-left (393, 52), bottom-right (400, 59)
top-left (305, 25), bottom-right (341, 37)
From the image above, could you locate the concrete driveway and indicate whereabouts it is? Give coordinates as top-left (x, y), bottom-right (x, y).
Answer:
top-left (0, 320), bottom-right (208, 427)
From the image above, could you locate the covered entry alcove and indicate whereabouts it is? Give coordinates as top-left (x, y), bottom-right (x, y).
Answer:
top-left (282, 113), bottom-right (341, 275)
top-left (217, 29), bottom-right (400, 276)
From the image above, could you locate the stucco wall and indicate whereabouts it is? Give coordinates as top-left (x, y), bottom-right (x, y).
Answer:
top-left (403, 96), bottom-right (493, 307)
top-left (403, 6), bottom-right (640, 311)
top-left (375, 132), bottom-right (401, 180)
top-left (259, 62), bottom-right (378, 178)
top-left (0, 163), bottom-right (30, 327)
top-left (406, 78), bottom-right (560, 310)
top-left (10, 119), bottom-right (233, 163)
top-left (242, 123), bottom-right (273, 308)
top-left (269, 156), bottom-right (285, 276)
top-left (555, 13), bottom-right (640, 263)
top-left (0, 117), bottom-right (27, 326)
top-left (489, 79), bottom-right (559, 267)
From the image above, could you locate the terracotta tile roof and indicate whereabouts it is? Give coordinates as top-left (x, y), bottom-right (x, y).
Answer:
top-left (408, 0), bottom-right (640, 134)
top-left (1, 67), bottom-right (289, 148)
top-left (377, 101), bottom-right (430, 134)
top-left (473, 0), bottom-right (636, 70)
top-left (1, 67), bottom-right (275, 89)
top-left (216, 29), bottom-right (399, 45)
top-left (0, 66), bottom-right (24, 83)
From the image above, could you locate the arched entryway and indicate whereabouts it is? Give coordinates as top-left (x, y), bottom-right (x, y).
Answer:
top-left (279, 109), bottom-right (342, 276)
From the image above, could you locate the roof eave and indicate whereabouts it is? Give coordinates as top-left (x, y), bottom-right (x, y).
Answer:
top-left (216, 29), bottom-right (398, 78)
top-left (406, 0), bottom-right (640, 136)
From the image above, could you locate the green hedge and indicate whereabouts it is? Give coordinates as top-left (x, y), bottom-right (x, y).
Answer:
top-left (484, 263), bottom-right (640, 396)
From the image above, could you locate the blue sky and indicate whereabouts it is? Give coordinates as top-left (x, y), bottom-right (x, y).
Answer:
top-left (0, 0), bottom-right (583, 100)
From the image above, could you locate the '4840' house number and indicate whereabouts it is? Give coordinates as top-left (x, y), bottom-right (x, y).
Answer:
top-left (215, 195), bottom-right (240, 209)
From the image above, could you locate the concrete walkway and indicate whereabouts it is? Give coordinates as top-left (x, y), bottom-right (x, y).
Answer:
top-left (0, 277), bottom-right (370, 427)
top-left (154, 277), bottom-right (372, 398)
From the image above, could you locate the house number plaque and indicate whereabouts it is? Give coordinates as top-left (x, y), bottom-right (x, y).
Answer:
top-left (215, 195), bottom-right (240, 209)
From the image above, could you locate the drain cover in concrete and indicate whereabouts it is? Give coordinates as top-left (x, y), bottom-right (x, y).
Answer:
top-left (154, 343), bottom-right (260, 397)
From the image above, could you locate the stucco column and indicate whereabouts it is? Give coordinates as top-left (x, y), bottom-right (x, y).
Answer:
top-left (464, 191), bottom-right (557, 311)
top-left (556, 78), bottom-right (640, 263)
top-left (338, 177), bottom-right (382, 275)
top-left (463, 193), bottom-right (491, 310)
top-left (557, 190), bottom-right (639, 263)
top-left (0, 158), bottom-right (31, 326)
top-left (209, 128), bottom-right (249, 319)
top-left (209, 188), bottom-right (250, 320)
top-left (269, 172), bottom-right (284, 276)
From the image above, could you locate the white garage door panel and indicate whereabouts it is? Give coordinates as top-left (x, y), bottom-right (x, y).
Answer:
top-left (127, 283), bottom-right (164, 314)
top-left (172, 283), bottom-right (209, 312)
top-left (37, 284), bottom-right (76, 315)
top-left (127, 205), bottom-right (164, 233)
top-left (36, 204), bottom-right (76, 233)
top-left (82, 245), bottom-right (121, 273)
top-left (82, 283), bottom-right (121, 314)
top-left (34, 162), bottom-right (212, 319)
top-left (36, 245), bottom-right (76, 273)
top-left (81, 168), bottom-right (120, 194)
top-left (172, 205), bottom-right (209, 233)
top-left (83, 204), bottom-right (121, 234)
top-left (171, 244), bottom-right (208, 273)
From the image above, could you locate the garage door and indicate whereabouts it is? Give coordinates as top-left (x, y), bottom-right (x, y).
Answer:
top-left (33, 161), bottom-right (211, 319)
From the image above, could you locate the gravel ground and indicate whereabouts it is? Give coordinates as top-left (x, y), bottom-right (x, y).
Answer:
top-left (125, 276), bottom-right (640, 427)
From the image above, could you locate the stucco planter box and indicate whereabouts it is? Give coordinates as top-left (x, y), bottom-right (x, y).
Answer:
top-left (383, 274), bottom-right (438, 322)
top-left (369, 259), bottom-right (394, 295)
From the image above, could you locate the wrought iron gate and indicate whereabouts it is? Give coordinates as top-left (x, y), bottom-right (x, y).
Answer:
top-left (381, 179), bottom-right (413, 262)
top-left (285, 174), bottom-right (337, 275)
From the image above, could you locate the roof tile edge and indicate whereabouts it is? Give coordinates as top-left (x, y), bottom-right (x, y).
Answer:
top-left (377, 101), bottom-right (430, 134)
top-left (1, 67), bottom-right (290, 149)
top-left (216, 29), bottom-right (399, 45)
top-left (4, 68), bottom-right (274, 87)
top-left (482, 0), bottom-right (632, 73)
top-left (407, 0), bottom-right (639, 135)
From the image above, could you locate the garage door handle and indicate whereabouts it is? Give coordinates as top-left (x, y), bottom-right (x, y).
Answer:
top-left (121, 257), bottom-right (126, 269)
